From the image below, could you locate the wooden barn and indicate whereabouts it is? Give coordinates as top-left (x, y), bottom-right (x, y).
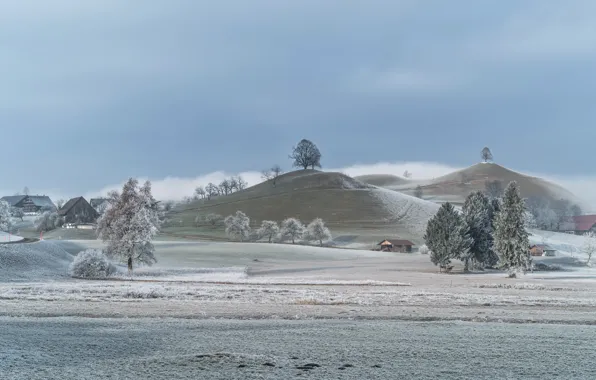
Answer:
top-left (378, 239), bottom-right (414, 253)
top-left (1, 195), bottom-right (56, 214)
top-left (58, 197), bottom-right (100, 224)
top-left (529, 244), bottom-right (556, 257)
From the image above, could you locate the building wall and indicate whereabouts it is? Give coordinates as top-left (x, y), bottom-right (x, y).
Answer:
top-left (64, 201), bottom-right (99, 224)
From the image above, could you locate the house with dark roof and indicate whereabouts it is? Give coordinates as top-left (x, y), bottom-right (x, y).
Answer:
top-left (58, 197), bottom-right (100, 224)
top-left (1, 195), bottom-right (56, 214)
top-left (377, 239), bottom-right (415, 253)
top-left (561, 215), bottom-right (596, 235)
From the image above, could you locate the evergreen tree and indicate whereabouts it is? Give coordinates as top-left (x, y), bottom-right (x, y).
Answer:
top-left (462, 191), bottom-right (492, 271)
top-left (493, 181), bottom-right (530, 277)
top-left (424, 202), bottom-right (472, 272)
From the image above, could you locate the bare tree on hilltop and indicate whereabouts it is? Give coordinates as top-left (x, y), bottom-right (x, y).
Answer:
top-left (290, 139), bottom-right (321, 170)
top-left (262, 165), bottom-right (283, 187)
top-left (481, 147), bottom-right (493, 163)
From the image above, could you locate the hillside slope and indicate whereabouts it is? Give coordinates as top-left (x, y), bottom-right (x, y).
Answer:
top-left (163, 170), bottom-right (439, 244)
top-left (354, 174), bottom-right (409, 188)
top-left (380, 163), bottom-right (577, 205)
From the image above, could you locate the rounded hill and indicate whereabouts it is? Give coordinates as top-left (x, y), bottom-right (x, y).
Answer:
top-left (163, 170), bottom-right (439, 245)
top-left (354, 174), bottom-right (409, 188)
top-left (392, 163), bottom-right (577, 204)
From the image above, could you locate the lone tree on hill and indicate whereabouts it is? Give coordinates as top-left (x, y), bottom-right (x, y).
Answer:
top-left (462, 191), bottom-right (493, 271)
top-left (582, 231), bottom-right (596, 265)
top-left (481, 147), bottom-right (493, 163)
top-left (256, 220), bottom-right (279, 243)
top-left (96, 178), bottom-right (161, 274)
top-left (424, 202), bottom-right (472, 272)
top-left (290, 139), bottom-right (321, 170)
top-left (493, 181), bottom-right (530, 277)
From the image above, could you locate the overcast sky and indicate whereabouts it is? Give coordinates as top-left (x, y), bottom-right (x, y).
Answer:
top-left (2, 1), bottom-right (596, 202)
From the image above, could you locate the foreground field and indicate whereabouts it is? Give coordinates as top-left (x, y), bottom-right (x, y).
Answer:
top-left (3, 318), bottom-right (596, 380)
top-left (2, 239), bottom-right (596, 379)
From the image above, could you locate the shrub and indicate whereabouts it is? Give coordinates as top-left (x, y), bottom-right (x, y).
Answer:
top-left (69, 249), bottom-right (117, 279)
top-left (419, 245), bottom-right (430, 255)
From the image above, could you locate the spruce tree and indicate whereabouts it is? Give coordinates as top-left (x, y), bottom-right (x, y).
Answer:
top-left (462, 191), bottom-right (492, 271)
top-left (424, 202), bottom-right (472, 272)
top-left (493, 181), bottom-right (530, 277)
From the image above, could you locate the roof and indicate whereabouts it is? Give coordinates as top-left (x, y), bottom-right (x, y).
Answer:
top-left (378, 239), bottom-right (415, 246)
top-left (531, 244), bottom-right (555, 251)
top-left (90, 198), bottom-right (109, 208)
top-left (571, 215), bottom-right (596, 232)
top-left (1, 195), bottom-right (27, 206)
top-left (1, 195), bottom-right (55, 208)
top-left (58, 197), bottom-right (84, 216)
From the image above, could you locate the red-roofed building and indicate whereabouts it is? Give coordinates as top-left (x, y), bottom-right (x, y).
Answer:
top-left (562, 215), bottom-right (596, 235)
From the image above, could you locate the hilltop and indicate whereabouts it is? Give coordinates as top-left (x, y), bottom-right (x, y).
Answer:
top-left (353, 174), bottom-right (410, 188)
top-left (359, 163), bottom-right (578, 205)
top-left (163, 170), bottom-right (439, 245)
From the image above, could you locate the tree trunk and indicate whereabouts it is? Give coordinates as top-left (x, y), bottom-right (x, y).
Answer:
top-left (319, 239), bottom-right (322, 247)
top-left (292, 238), bottom-right (295, 244)
top-left (463, 258), bottom-right (470, 273)
top-left (127, 257), bottom-right (133, 274)
top-left (268, 235), bottom-right (272, 243)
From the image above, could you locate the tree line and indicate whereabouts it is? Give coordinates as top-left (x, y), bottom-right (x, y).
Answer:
top-left (196, 210), bottom-right (332, 246)
top-left (424, 181), bottom-right (531, 277)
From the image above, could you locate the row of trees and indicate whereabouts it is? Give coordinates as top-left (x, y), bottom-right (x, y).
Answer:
top-left (425, 181), bottom-right (530, 277)
top-left (192, 176), bottom-right (249, 201)
top-left (222, 211), bottom-right (332, 246)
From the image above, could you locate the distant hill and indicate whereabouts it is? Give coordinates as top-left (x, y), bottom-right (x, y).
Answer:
top-left (378, 163), bottom-right (578, 205)
top-left (163, 170), bottom-right (439, 245)
top-left (354, 174), bottom-right (410, 188)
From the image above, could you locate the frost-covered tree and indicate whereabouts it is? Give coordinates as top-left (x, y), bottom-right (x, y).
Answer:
top-left (403, 170), bottom-right (412, 179)
top-left (481, 147), bottom-right (493, 162)
top-left (224, 211), bottom-right (251, 241)
top-left (96, 179), bottom-right (160, 274)
top-left (424, 202), bottom-right (472, 272)
top-left (69, 249), bottom-right (117, 278)
top-left (35, 211), bottom-right (64, 232)
top-left (524, 211), bottom-right (537, 229)
top-left (290, 139), bottom-right (321, 170)
top-left (306, 218), bottom-right (332, 246)
top-left (280, 218), bottom-right (306, 244)
top-left (493, 181), bottom-right (530, 277)
top-left (462, 191), bottom-right (493, 271)
top-left (484, 180), bottom-right (503, 199)
top-left (0, 200), bottom-right (13, 233)
top-left (55, 199), bottom-right (65, 210)
top-left (23, 186), bottom-right (30, 195)
top-left (414, 185), bottom-right (423, 199)
top-left (419, 244), bottom-right (430, 255)
top-left (256, 220), bottom-right (279, 243)
top-left (582, 231), bottom-right (596, 265)
top-left (10, 207), bottom-right (24, 221)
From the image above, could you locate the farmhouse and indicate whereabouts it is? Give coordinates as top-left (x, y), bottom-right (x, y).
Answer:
top-left (529, 244), bottom-right (556, 257)
top-left (90, 198), bottom-right (109, 211)
top-left (561, 215), bottom-right (596, 235)
top-left (378, 239), bottom-right (414, 253)
top-left (58, 197), bottom-right (100, 224)
top-left (1, 195), bottom-right (56, 213)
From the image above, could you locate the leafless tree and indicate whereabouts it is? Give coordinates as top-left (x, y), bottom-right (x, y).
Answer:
top-left (484, 180), bottom-right (503, 199)
top-left (219, 179), bottom-right (233, 195)
top-left (232, 176), bottom-right (248, 191)
top-left (403, 170), bottom-right (412, 179)
top-left (194, 186), bottom-right (206, 200)
top-left (261, 165), bottom-right (283, 187)
top-left (289, 139), bottom-right (321, 170)
top-left (481, 147), bottom-right (493, 162)
top-left (205, 183), bottom-right (219, 200)
top-left (583, 232), bottom-right (596, 265)
top-left (23, 187), bottom-right (30, 195)
top-left (55, 199), bottom-right (66, 209)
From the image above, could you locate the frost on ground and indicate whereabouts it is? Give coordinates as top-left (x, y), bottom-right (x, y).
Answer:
top-left (0, 231), bottom-right (24, 243)
top-left (370, 187), bottom-right (439, 241)
top-left (0, 241), bottom-right (73, 281)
